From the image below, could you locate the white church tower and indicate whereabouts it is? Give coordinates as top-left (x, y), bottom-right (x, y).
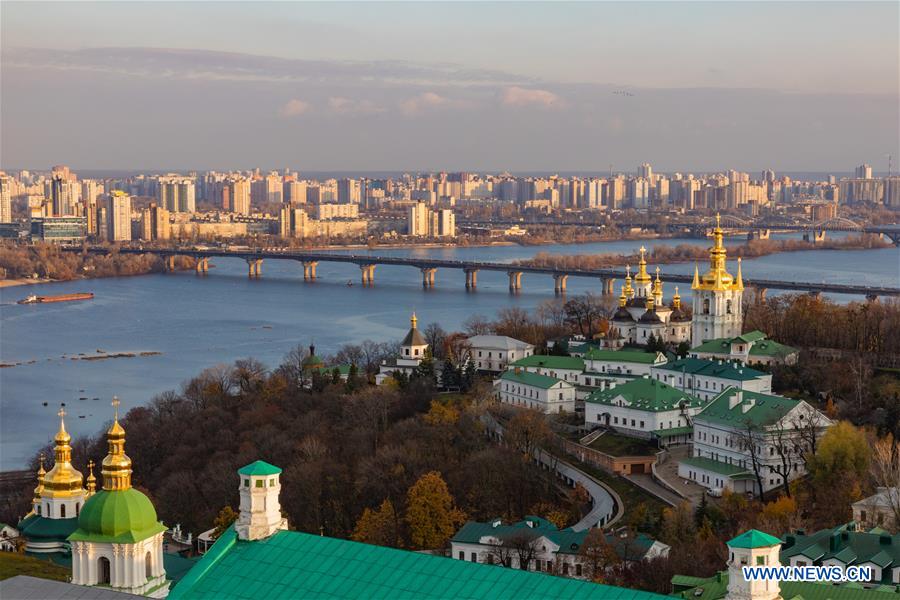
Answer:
top-left (692, 215), bottom-right (744, 344)
top-left (725, 530), bottom-right (783, 600)
top-left (235, 461), bottom-right (288, 541)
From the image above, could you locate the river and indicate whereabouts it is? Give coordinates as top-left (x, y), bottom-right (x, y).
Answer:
top-left (1, 234), bottom-right (897, 469)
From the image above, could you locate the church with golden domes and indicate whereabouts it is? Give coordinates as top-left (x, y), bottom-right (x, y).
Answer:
top-left (691, 215), bottom-right (744, 344)
top-left (611, 246), bottom-right (692, 346)
top-left (18, 398), bottom-right (171, 598)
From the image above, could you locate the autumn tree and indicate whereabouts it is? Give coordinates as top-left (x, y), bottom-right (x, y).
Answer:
top-left (579, 528), bottom-right (618, 581)
top-left (213, 506), bottom-right (238, 538)
top-left (869, 433), bottom-right (900, 530)
top-left (505, 409), bottom-right (552, 459)
top-left (351, 499), bottom-right (403, 547)
top-left (405, 471), bottom-right (466, 550)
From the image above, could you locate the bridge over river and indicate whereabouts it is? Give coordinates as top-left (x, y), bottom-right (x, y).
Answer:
top-left (75, 246), bottom-right (900, 299)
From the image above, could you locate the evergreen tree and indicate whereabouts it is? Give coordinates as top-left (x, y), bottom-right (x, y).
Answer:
top-left (676, 341), bottom-right (691, 359)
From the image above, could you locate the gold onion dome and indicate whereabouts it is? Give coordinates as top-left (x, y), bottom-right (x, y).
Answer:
top-left (32, 453), bottom-right (46, 507)
top-left (694, 214), bottom-right (742, 291)
top-left (42, 408), bottom-right (84, 498)
top-left (652, 266), bottom-right (663, 296)
top-left (101, 397), bottom-right (132, 491)
top-left (634, 246), bottom-right (652, 284)
top-left (623, 266), bottom-right (634, 298)
top-left (85, 460), bottom-right (97, 497)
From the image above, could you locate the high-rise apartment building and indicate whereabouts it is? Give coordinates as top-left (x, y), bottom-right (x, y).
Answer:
top-left (50, 176), bottom-right (79, 217)
top-left (408, 200), bottom-right (430, 236)
top-left (431, 208), bottom-right (456, 237)
top-left (140, 203), bottom-right (171, 241)
top-left (337, 178), bottom-right (361, 205)
top-left (855, 164), bottom-right (873, 179)
top-left (103, 191), bottom-right (132, 241)
top-left (158, 177), bottom-right (196, 213)
top-left (284, 181), bottom-right (307, 205)
top-left (0, 175), bottom-right (12, 223)
top-left (638, 163), bottom-right (653, 179)
top-left (223, 178), bottom-right (251, 215)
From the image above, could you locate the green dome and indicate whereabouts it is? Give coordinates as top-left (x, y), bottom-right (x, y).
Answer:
top-left (68, 489), bottom-right (166, 544)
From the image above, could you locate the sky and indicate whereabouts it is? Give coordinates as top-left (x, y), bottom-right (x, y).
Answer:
top-left (2, 1), bottom-right (898, 173)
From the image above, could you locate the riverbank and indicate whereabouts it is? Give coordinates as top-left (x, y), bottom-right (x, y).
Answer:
top-left (0, 278), bottom-right (56, 288)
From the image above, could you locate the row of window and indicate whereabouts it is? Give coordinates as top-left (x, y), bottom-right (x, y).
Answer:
top-left (38, 502), bottom-right (80, 518)
top-left (456, 551), bottom-right (583, 576)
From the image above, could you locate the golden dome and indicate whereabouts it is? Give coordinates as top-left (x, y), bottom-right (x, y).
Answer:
top-left (42, 408), bottom-right (85, 499)
top-left (672, 286), bottom-right (682, 309)
top-left (85, 460), bottom-right (97, 497)
top-left (32, 453), bottom-right (46, 509)
top-left (101, 397), bottom-right (132, 491)
top-left (652, 266), bottom-right (663, 296)
top-left (693, 214), bottom-right (740, 292)
top-left (634, 246), bottom-right (652, 284)
top-left (623, 266), bottom-right (634, 298)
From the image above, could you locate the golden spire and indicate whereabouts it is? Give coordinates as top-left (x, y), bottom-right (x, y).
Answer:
top-left (735, 257), bottom-right (744, 290)
top-left (618, 285), bottom-right (627, 308)
top-left (102, 396), bottom-right (132, 491)
top-left (32, 453), bottom-right (46, 510)
top-left (85, 460), bottom-right (96, 497)
top-left (634, 246), bottom-right (651, 283)
top-left (652, 266), bottom-right (663, 296)
top-left (410, 312), bottom-right (418, 329)
top-left (696, 213), bottom-right (735, 291)
top-left (623, 265), bottom-right (634, 298)
top-left (672, 286), bottom-right (681, 309)
top-left (42, 407), bottom-right (84, 498)
top-left (692, 264), bottom-right (700, 289)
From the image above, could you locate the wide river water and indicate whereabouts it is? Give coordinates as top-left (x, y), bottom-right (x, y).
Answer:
top-left (1, 234), bottom-right (898, 468)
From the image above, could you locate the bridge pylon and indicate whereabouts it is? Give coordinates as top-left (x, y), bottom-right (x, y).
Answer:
top-left (303, 261), bottom-right (318, 281)
top-left (601, 277), bottom-right (616, 295)
top-left (508, 271), bottom-right (523, 292)
top-left (247, 258), bottom-right (263, 278)
top-left (553, 274), bottom-right (568, 294)
top-left (164, 256), bottom-right (177, 272)
top-left (465, 268), bottom-right (478, 289)
top-left (421, 268), bottom-right (436, 288)
top-left (195, 257), bottom-right (209, 274)
top-left (360, 264), bottom-right (376, 286)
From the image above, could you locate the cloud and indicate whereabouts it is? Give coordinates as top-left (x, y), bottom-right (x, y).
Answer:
top-left (327, 97), bottom-right (385, 115)
top-left (399, 91), bottom-right (468, 116)
top-left (279, 99), bottom-right (312, 117)
top-left (500, 86), bottom-right (564, 109)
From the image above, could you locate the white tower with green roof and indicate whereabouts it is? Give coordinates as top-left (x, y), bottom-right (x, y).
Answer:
top-left (725, 530), bottom-right (783, 600)
top-left (68, 398), bottom-right (169, 597)
top-left (235, 461), bottom-right (288, 541)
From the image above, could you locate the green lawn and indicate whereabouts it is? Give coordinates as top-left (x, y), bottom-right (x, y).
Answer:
top-left (588, 433), bottom-right (659, 457)
top-left (0, 552), bottom-right (69, 582)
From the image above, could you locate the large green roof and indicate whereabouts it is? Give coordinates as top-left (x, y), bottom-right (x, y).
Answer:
top-left (68, 489), bottom-right (166, 544)
top-left (499, 369), bottom-right (568, 390)
top-left (728, 529), bottom-right (783, 548)
top-left (781, 523), bottom-right (900, 581)
top-left (586, 378), bottom-right (703, 412)
top-left (584, 349), bottom-right (664, 365)
top-left (679, 456), bottom-right (751, 478)
top-left (510, 354), bottom-right (585, 371)
top-left (170, 526), bottom-right (668, 600)
top-left (693, 388), bottom-right (803, 428)
top-left (451, 518), bottom-right (657, 559)
top-left (17, 514), bottom-right (79, 542)
top-left (655, 358), bottom-right (768, 382)
top-left (238, 461), bottom-right (282, 476)
top-left (691, 331), bottom-right (797, 359)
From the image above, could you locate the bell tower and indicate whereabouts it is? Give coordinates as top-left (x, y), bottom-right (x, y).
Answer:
top-left (235, 461), bottom-right (288, 541)
top-left (725, 530), bottom-right (783, 600)
top-left (692, 215), bottom-right (744, 344)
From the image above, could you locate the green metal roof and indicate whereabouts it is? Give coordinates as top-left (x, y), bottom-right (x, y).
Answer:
top-left (781, 523), bottom-right (900, 581)
top-left (728, 529), bottom-right (783, 548)
top-left (672, 570), bottom-right (900, 600)
top-left (586, 378), bottom-right (703, 412)
top-left (693, 388), bottom-right (802, 428)
top-left (170, 526), bottom-right (669, 600)
top-left (17, 514), bottom-right (79, 542)
top-left (499, 369), bottom-right (568, 390)
top-left (238, 460), bottom-right (282, 476)
top-left (68, 489), bottom-right (166, 544)
top-left (510, 354), bottom-right (585, 371)
top-left (652, 426), bottom-right (694, 437)
top-left (584, 349), bottom-right (664, 365)
top-left (691, 331), bottom-right (797, 359)
top-left (655, 358), bottom-right (768, 381)
top-left (679, 456), bottom-right (751, 477)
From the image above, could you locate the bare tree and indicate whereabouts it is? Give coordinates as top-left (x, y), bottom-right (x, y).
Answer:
top-left (870, 434), bottom-right (900, 531)
top-left (423, 323), bottom-right (447, 359)
top-left (768, 420), bottom-right (796, 498)
top-left (578, 528), bottom-right (618, 581)
top-left (464, 314), bottom-right (493, 336)
top-left (732, 421), bottom-right (766, 498)
top-left (483, 531), bottom-right (541, 571)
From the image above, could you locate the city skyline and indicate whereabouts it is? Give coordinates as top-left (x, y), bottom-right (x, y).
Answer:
top-left (2, 1), bottom-right (898, 171)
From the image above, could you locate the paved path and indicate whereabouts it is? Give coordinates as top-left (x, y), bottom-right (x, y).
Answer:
top-left (623, 473), bottom-right (682, 507)
top-left (535, 449), bottom-right (622, 531)
top-left (654, 445), bottom-right (707, 507)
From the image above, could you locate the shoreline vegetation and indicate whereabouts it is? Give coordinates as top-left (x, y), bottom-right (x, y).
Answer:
top-left (514, 233), bottom-right (891, 271)
top-left (0, 233), bottom-right (891, 289)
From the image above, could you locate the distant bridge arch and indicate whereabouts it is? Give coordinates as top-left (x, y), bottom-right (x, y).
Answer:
top-left (813, 217), bottom-right (862, 231)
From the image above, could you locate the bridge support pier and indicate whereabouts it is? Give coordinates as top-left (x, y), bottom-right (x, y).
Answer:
top-left (804, 230), bottom-right (826, 243)
top-left (465, 268), bottom-right (478, 289)
top-left (508, 271), bottom-right (522, 292)
top-left (247, 259), bottom-right (262, 278)
top-left (553, 274), bottom-right (568, 294)
top-left (360, 264), bottom-right (375, 286)
top-left (421, 268), bottom-right (436, 288)
top-left (303, 261), bottom-right (318, 281)
top-left (601, 277), bottom-right (616, 295)
top-left (164, 256), bottom-right (177, 272)
top-left (748, 228), bottom-right (770, 241)
top-left (755, 287), bottom-right (768, 303)
top-left (195, 257), bottom-right (209, 274)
